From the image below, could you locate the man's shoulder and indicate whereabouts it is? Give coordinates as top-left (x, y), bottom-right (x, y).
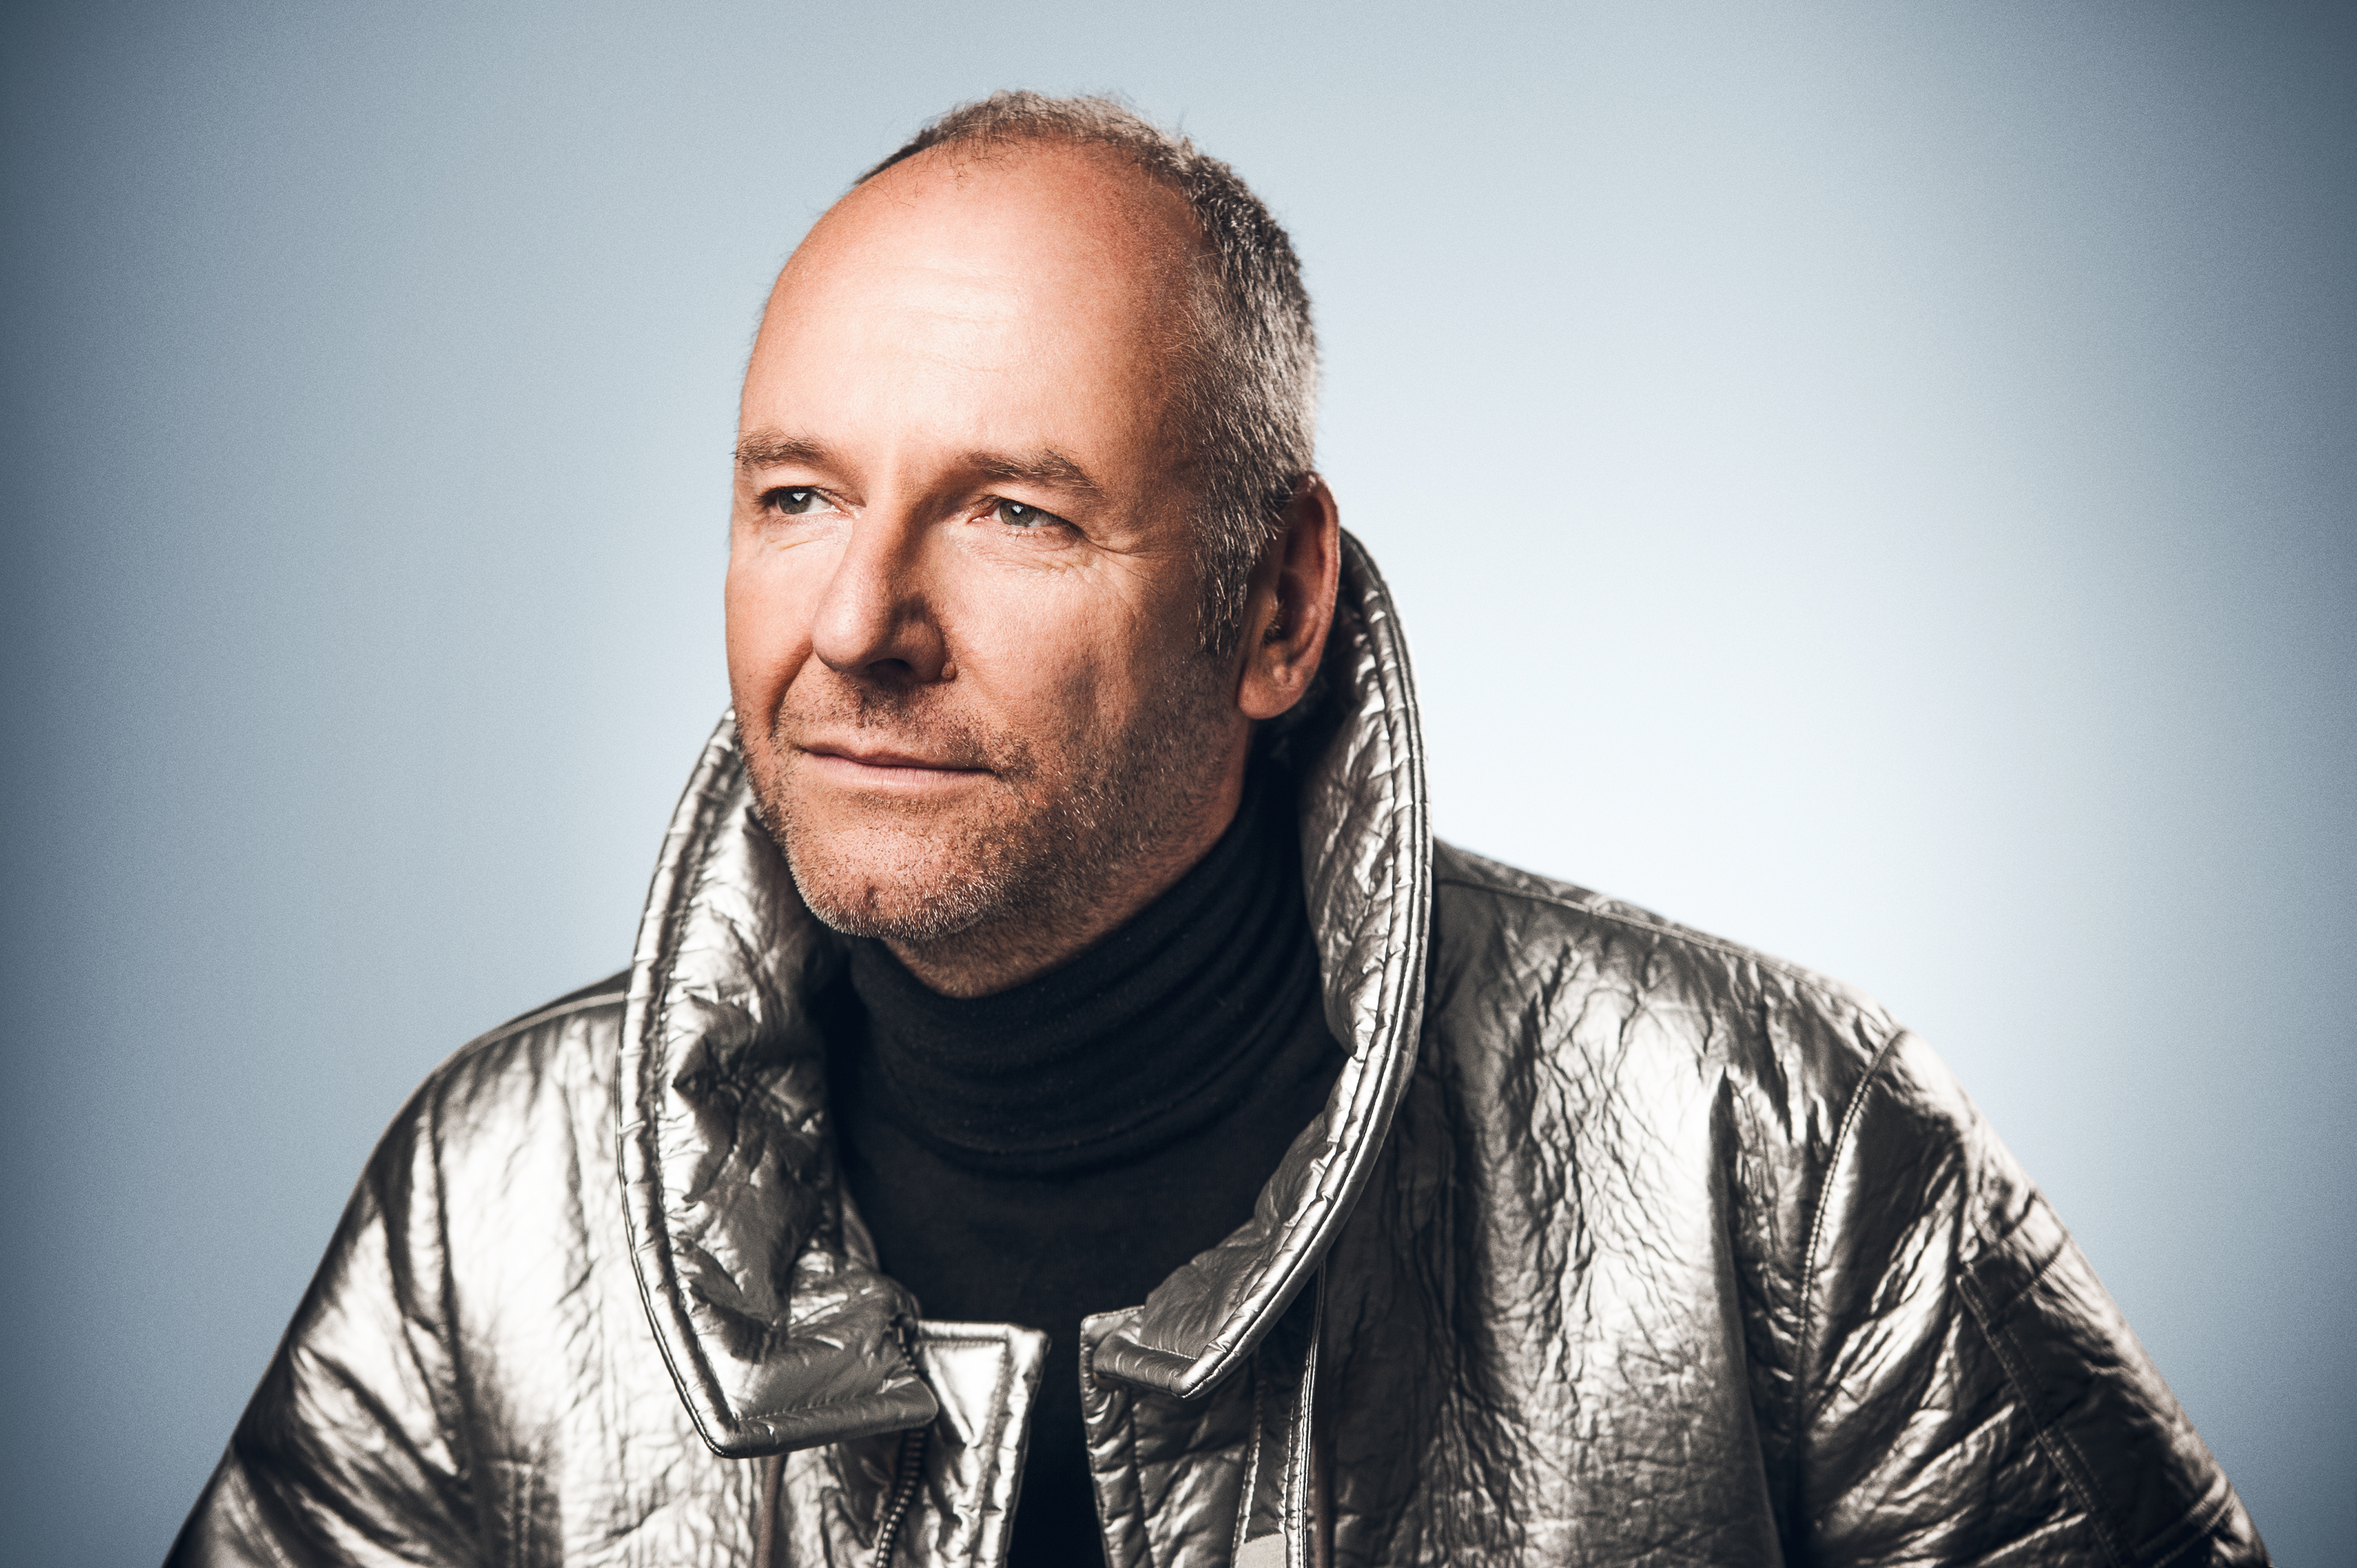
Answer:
top-left (432, 968), bottom-right (630, 1094)
top-left (1431, 841), bottom-right (1889, 1018)
top-left (371, 969), bottom-right (632, 1186)
top-left (1427, 840), bottom-right (1903, 1110)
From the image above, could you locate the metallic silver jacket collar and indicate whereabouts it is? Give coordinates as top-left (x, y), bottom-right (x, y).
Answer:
top-left (619, 531), bottom-right (1430, 1457)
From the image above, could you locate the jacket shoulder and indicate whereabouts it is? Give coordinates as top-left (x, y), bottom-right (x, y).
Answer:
top-left (370, 968), bottom-right (635, 1269)
top-left (1412, 847), bottom-right (2266, 1563)
top-left (307, 966), bottom-right (638, 1366)
top-left (170, 971), bottom-right (641, 1568)
top-left (328, 967), bottom-right (636, 1312)
top-left (1428, 840), bottom-right (1900, 1092)
top-left (399, 969), bottom-right (630, 1145)
top-left (461, 967), bottom-right (632, 1070)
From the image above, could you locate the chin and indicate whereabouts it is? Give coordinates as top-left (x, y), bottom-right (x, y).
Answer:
top-left (776, 812), bottom-right (1016, 944)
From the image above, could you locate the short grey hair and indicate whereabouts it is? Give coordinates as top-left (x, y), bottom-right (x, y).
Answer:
top-left (862, 91), bottom-right (1319, 655)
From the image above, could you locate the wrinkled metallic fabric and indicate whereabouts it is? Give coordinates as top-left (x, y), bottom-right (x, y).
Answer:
top-left (170, 534), bottom-right (2266, 1566)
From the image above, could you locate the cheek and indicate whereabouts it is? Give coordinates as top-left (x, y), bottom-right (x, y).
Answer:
top-left (951, 582), bottom-right (1103, 713)
top-left (724, 545), bottom-right (821, 714)
top-left (958, 586), bottom-right (1181, 746)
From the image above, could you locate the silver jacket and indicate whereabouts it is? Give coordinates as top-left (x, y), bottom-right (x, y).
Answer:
top-left (172, 537), bottom-right (2266, 1566)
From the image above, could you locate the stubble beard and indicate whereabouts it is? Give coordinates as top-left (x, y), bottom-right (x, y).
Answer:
top-left (744, 658), bottom-right (1236, 982)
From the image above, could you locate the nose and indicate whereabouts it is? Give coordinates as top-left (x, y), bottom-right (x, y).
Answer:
top-left (808, 511), bottom-right (951, 685)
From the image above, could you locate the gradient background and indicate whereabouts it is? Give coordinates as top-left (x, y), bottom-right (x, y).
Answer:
top-left (4, 2), bottom-right (2350, 1561)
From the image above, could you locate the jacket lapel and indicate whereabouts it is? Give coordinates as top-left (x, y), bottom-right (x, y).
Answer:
top-left (618, 722), bottom-right (935, 1457)
top-left (1092, 532), bottom-right (1432, 1401)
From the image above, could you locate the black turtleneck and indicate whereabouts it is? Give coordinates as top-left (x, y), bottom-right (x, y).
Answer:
top-left (821, 767), bottom-right (1342, 1568)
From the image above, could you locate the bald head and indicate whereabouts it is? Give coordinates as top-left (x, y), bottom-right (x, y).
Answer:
top-left (721, 100), bottom-right (1339, 997)
top-left (747, 138), bottom-right (1209, 508)
top-left (795, 134), bottom-right (1209, 340)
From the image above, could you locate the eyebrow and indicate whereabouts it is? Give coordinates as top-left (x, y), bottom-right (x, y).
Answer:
top-left (734, 429), bottom-right (1105, 505)
top-left (734, 431), bottom-right (829, 469)
top-left (968, 448), bottom-right (1104, 504)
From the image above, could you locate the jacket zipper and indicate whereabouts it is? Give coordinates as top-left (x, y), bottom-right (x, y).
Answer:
top-left (871, 1425), bottom-right (928, 1566)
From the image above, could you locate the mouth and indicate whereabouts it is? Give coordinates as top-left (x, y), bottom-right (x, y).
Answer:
top-left (796, 739), bottom-right (993, 786)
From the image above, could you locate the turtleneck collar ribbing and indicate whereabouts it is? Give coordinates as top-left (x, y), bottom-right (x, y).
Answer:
top-left (840, 766), bottom-right (1329, 1179)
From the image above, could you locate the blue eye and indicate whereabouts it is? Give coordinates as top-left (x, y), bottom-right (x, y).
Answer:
top-left (767, 488), bottom-right (821, 516)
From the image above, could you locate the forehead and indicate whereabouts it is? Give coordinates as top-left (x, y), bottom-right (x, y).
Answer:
top-left (809, 138), bottom-right (1199, 293)
top-left (743, 142), bottom-right (1201, 448)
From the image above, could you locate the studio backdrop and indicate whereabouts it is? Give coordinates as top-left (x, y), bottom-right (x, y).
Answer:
top-left (3, 2), bottom-right (2350, 1561)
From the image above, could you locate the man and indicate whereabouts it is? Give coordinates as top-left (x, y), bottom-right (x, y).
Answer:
top-left (172, 92), bottom-right (2266, 1567)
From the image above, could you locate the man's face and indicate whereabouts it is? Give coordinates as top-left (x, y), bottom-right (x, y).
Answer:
top-left (727, 141), bottom-right (1244, 980)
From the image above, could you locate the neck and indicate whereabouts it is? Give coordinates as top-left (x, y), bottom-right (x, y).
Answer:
top-left (836, 756), bottom-right (1332, 1176)
top-left (885, 738), bottom-right (1251, 997)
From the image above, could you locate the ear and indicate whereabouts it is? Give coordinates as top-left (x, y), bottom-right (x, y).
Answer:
top-left (1235, 474), bottom-right (1342, 721)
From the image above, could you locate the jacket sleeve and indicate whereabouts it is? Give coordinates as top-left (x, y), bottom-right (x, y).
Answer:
top-left (1793, 1029), bottom-right (2267, 1566)
top-left (166, 1084), bottom-right (484, 1567)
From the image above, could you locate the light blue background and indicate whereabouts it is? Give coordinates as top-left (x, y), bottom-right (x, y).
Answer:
top-left (4, 2), bottom-right (2350, 1560)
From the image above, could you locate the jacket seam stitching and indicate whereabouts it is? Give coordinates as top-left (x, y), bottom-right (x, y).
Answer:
top-left (1089, 1337), bottom-right (1157, 1568)
top-left (1957, 1276), bottom-right (2132, 1568)
top-left (1790, 1028), bottom-right (1903, 1481)
top-left (2143, 1486), bottom-right (2238, 1568)
top-left (1976, 1214), bottom-right (2070, 1322)
top-left (735, 1385), bottom-right (933, 1428)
